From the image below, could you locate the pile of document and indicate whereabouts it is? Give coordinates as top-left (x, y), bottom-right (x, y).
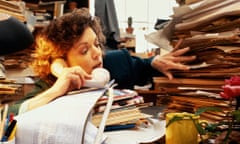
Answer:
top-left (92, 89), bottom-right (152, 130)
top-left (3, 48), bottom-right (34, 71)
top-left (154, 77), bottom-right (232, 122)
top-left (171, 0), bottom-right (240, 78)
top-left (0, 78), bottom-right (23, 104)
top-left (0, 0), bottom-right (26, 22)
top-left (15, 89), bottom-right (107, 144)
top-left (153, 0), bottom-right (240, 123)
top-left (14, 88), bottom-right (155, 144)
top-left (0, 43), bottom-right (34, 104)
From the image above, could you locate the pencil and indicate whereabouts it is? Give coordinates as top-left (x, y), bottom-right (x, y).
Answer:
top-left (0, 104), bottom-right (8, 140)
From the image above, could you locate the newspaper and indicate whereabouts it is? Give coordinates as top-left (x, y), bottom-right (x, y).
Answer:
top-left (15, 89), bottom-right (107, 144)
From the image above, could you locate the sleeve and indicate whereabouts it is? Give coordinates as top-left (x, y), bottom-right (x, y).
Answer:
top-left (103, 49), bottom-right (162, 89)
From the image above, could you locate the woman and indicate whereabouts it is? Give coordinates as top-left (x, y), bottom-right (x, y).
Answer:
top-left (9, 8), bottom-right (195, 115)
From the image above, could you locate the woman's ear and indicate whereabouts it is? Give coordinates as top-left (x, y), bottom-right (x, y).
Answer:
top-left (50, 58), bottom-right (68, 77)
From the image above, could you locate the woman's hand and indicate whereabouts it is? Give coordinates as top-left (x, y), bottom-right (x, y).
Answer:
top-left (50, 66), bottom-right (92, 97)
top-left (151, 47), bottom-right (196, 80)
top-left (26, 66), bottom-right (91, 112)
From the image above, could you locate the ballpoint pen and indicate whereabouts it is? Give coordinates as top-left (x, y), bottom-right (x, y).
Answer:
top-left (7, 122), bottom-right (17, 141)
top-left (2, 119), bottom-right (17, 141)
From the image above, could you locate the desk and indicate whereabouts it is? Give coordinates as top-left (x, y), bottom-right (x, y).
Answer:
top-left (105, 118), bottom-right (165, 144)
top-left (14, 90), bottom-right (166, 144)
top-left (104, 106), bottom-right (166, 144)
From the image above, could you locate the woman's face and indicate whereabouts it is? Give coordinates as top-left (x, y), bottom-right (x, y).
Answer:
top-left (66, 27), bottom-right (103, 74)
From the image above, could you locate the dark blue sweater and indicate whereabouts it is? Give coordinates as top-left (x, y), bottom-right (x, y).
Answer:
top-left (104, 49), bottom-right (160, 89)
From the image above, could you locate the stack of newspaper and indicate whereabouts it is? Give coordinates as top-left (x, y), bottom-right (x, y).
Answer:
top-left (0, 78), bottom-right (23, 104)
top-left (147, 0), bottom-right (240, 123)
top-left (0, 0), bottom-right (26, 22)
top-left (92, 89), bottom-right (153, 129)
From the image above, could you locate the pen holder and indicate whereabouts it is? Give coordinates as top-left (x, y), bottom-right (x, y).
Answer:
top-left (165, 112), bottom-right (199, 144)
top-left (1, 137), bottom-right (15, 144)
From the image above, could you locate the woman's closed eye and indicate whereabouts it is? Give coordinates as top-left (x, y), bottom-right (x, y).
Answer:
top-left (77, 43), bottom-right (89, 55)
top-left (80, 47), bottom-right (88, 55)
top-left (94, 39), bottom-right (101, 48)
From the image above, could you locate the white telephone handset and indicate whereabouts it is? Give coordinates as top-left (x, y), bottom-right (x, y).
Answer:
top-left (51, 59), bottom-right (110, 88)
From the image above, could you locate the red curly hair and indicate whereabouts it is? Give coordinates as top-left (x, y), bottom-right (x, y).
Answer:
top-left (32, 8), bottom-right (106, 85)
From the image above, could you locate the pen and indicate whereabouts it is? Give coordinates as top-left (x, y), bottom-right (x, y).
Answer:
top-left (7, 122), bottom-right (17, 141)
top-left (9, 113), bottom-right (14, 123)
top-left (2, 119), bottom-right (17, 141)
top-left (104, 123), bottom-right (136, 131)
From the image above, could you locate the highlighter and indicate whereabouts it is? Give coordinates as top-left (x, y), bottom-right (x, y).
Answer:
top-left (8, 124), bottom-right (16, 141)
top-left (3, 119), bottom-right (17, 141)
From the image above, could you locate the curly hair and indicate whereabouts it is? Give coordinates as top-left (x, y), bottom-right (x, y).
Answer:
top-left (32, 8), bottom-right (106, 85)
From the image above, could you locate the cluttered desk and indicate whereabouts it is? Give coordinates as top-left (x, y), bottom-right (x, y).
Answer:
top-left (12, 88), bottom-right (165, 144)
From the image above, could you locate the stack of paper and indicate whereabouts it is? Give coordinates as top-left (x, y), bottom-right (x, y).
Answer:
top-left (0, 79), bottom-right (23, 104)
top-left (15, 89), bottom-right (107, 144)
top-left (154, 77), bottom-right (234, 122)
top-left (151, 0), bottom-right (240, 123)
top-left (169, 0), bottom-right (240, 79)
top-left (92, 89), bottom-right (152, 128)
top-left (0, 0), bottom-right (26, 22)
top-left (3, 48), bottom-right (34, 71)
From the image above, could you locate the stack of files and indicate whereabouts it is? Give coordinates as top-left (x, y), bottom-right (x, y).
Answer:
top-left (0, 0), bottom-right (26, 22)
top-left (3, 48), bottom-right (34, 70)
top-left (25, 2), bottom-right (53, 23)
top-left (92, 89), bottom-right (153, 130)
top-left (168, 0), bottom-right (240, 79)
top-left (0, 78), bottom-right (23, 104)
top-left (150, 0), bottom-right (240, 123)
top-left (24, 0), bottom-right (66, 24)
top-left (154, 77), bottom-right (235, 123)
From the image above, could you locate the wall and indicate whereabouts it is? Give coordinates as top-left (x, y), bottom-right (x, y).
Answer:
top-left (114, 0), bottom-right (178, 53)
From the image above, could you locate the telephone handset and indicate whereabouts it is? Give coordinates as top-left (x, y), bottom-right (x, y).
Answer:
top-left (51, 58), bottom-right (110, 88)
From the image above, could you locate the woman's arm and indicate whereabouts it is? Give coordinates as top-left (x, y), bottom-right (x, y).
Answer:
top-left (103, 48), bottom-right (195, 89)
top-left (18, 66), bottom-right (91, 114)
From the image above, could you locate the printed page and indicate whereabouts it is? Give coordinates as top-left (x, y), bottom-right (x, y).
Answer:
top-left (15, 89), bottom-right (106, 144)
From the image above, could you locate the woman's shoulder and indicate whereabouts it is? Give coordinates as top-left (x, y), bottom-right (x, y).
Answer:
top-left (103, 48), bottom-right (131, 65)
top-left (104, 48), bottom-right (130, 57)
